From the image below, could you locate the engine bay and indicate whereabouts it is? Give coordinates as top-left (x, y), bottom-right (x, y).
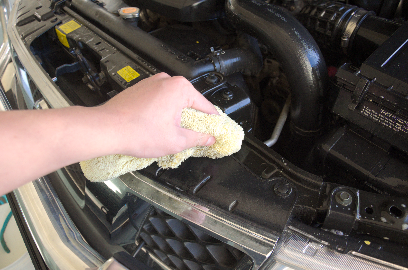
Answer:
top-left (12, 0), bottom-right (408, 267)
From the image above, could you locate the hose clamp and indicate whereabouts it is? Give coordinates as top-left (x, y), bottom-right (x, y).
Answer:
top-left (207, 47), bottom-right (224, 73)
top-left (341, 9), bottom-right (373, 54)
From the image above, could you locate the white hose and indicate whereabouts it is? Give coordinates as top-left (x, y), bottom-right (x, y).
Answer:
top-left (264, 96), bottom-right (291, 147)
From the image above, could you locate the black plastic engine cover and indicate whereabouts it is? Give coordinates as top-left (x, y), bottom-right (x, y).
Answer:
top-left (124, 0), bottom-right (224, 21)
top-left (332, 23), bottom-right (408, 154)
top-left (191, 72), bottom-right (256, 133)
top-left (55, 18), bottom-right (255, 131)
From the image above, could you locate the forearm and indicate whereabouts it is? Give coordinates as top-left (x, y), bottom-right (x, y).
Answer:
top-left (0, 73), bottom-right (217, 194)
top-left (0, 106), bottom-right (119, 193)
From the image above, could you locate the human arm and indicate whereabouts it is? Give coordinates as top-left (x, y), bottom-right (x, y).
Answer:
top-left (0, 73), bottom-right (218, 194)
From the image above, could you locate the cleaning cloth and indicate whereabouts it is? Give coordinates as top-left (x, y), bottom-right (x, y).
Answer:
top-left (80, 107), bottom-right (244, 182)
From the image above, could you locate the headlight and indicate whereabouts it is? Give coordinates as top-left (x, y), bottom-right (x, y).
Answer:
top-left (270, 228), bottom-right (401, 270)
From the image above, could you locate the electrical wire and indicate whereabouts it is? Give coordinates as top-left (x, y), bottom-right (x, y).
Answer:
top-left (0, 195), bottom-right (8, 205)
top-left (0, 211), bottom-right (12, 253)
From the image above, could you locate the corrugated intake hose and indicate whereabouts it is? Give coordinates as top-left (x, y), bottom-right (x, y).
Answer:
top-left (226, 0), bottom-right (327, 136)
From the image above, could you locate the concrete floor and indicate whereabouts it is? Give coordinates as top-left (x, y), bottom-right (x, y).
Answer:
top-left (0, 197), bottom-right (35, 269)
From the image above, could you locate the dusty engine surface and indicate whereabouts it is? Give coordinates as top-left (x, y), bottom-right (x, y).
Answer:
top-left (21, 0), bottom-right (408, 267)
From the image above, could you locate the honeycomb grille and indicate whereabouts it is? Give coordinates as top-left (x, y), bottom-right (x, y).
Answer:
top-left (140, 208), bottom-right (247, 270)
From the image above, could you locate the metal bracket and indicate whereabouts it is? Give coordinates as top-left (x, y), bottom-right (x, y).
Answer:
top-left (323, 187), bottom-right (357, 235)
top-left (50, 0), bottom-right (68, 13)
top-left (55, 62), bottom-right (81, 78)
top-left (349, 77), bottom-right (375, 111)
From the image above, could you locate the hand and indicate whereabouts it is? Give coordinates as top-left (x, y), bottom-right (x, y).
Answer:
top-left (100, 73), bottom-right (219, 158)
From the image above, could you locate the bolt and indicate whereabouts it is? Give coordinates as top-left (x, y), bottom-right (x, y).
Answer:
top-left (341, 35), bottom-right (349, 48)
top-left (274, 181), bottom-right (292, 197)
top-left (205, 73), bottom-right (220, 84)
top-left (339, 191), bottom-right (350, 200)
top-left (335, 191), bottom-right (352, 206)
top-left (222, 89), bottom-right (233, 100)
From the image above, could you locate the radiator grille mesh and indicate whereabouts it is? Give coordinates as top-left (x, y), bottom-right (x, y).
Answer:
top-left (140, 208), bottom-right (247, 270)
top-left (65, 164), bottom-right (249, 269)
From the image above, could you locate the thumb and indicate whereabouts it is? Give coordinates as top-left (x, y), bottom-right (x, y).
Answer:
top-left (199, 134), bottom-right (216, 147)
top-left (181, 129), bottom-right (216, 149)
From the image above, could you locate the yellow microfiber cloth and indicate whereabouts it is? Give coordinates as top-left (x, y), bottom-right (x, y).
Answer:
top-left (80, 106), bottom-right (244, 182)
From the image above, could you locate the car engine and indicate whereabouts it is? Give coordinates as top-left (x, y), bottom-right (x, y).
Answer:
top-left (10, 0), bottom-right (408, 268)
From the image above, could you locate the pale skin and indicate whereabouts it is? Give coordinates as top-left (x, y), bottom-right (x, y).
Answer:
top-left (0, 73), bottom-right (218, 194)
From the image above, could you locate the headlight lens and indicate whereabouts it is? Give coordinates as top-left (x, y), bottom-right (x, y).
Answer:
top-left (269, 228), bottom-right (400, 270)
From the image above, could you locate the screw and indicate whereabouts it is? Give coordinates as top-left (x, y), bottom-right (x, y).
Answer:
top-left (274, 181), bottom-right (292, 197)
top-left (348, 103), bottom-right (357, 111)
top-left (155, 167), bottom-right (164, 177)
top-left (335, 191), bottom-right (352, 206)
top-left (228, 200), bottom-right (238, 212)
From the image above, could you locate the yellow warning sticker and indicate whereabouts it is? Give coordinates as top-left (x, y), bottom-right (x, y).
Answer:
top-left (56, 29), bottom-right (69, 48)
top-left (59, 20), bottom-right (81, 34)
top-left (117, 66), bottom-right (140, 82)
top-left (56, 20), bottom-right (81, 48)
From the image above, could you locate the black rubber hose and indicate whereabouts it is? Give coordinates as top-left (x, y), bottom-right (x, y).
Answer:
top-left (208, 34), bottom-right (263, 76)
top-left (378, 0), bottom-right (401, 19)
top-left (63, 6), bottom-right (158, 75)
top-left (70, 0), bottom-right (214, 79)
top-left (69, 0), bottom-right (263, 79)
top-left (226, 0), bottom-right (327, 135)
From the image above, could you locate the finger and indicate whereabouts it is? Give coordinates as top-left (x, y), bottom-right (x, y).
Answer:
top-left (181, 129), bottom-right (216, 149)
top-left (175, 77), bottom-right (218, 115)
top-left (152, 72), bottom-right (171, 79)
top-left (189, 90), bottom-right (219, 115)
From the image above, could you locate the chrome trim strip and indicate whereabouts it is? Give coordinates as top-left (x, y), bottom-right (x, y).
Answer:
top-left (273, 228), bottom-right (405, 270)
top-left (118, 172), bottom-right (278, 269)
top-left (0, 0), bottom-right (13, 110)
top-left (0, 83), bottom-right (11, 110)
top-left (0, 3), bottom-right (11, 80)
top-left (13, 55), bottom-right (35, 108)
top-left (351, 252), bottom-right (408, 270)
top-left (13, 177), bottom-right (105, 269)
top-left (99, 258), bottom-right (128, 270)
top-left (7, 0), bottom-right (71, 109)
top-left (140, 247), bottom-right (173, 270)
